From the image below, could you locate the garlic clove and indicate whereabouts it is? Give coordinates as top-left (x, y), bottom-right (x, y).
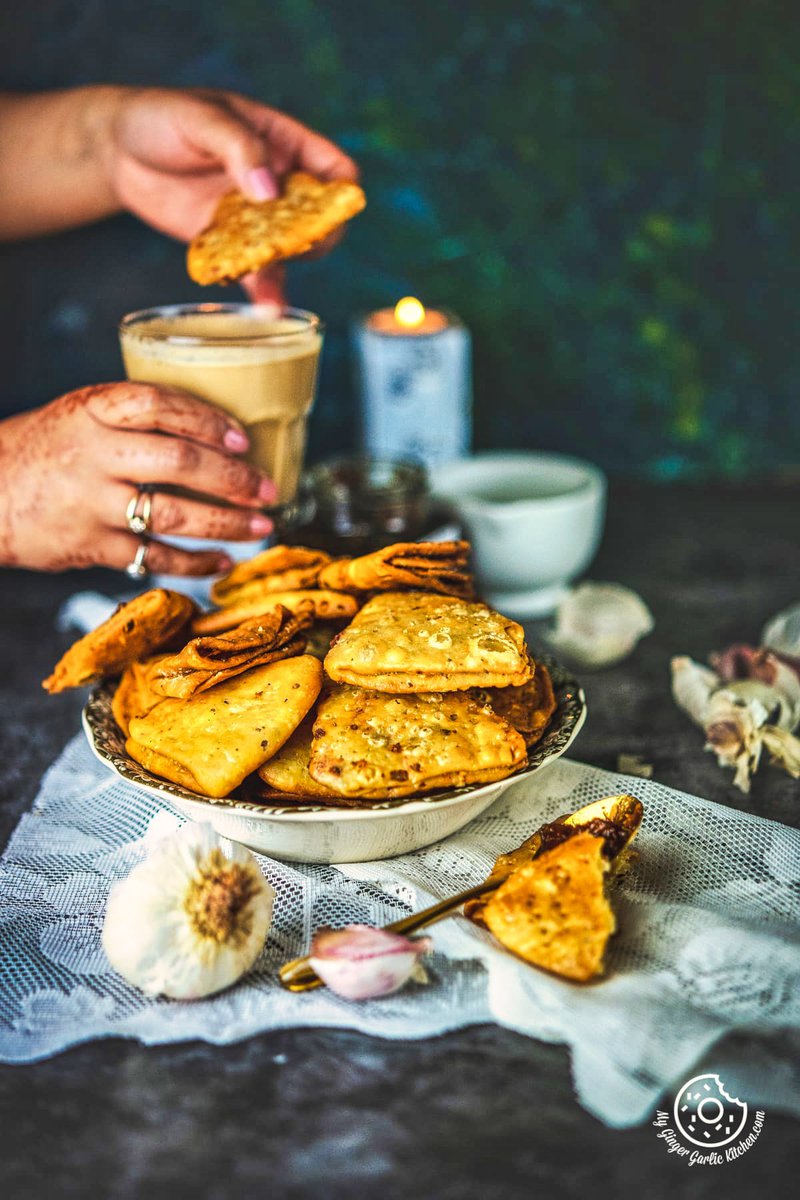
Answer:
top-left (548, 583), bottom-right (654, 669)
top-left (671, 656), bottom-right (719, 726)
top-left (308, 924), bottom-right (432, 1001)
top-left (762, 602), bottom-right (800, 660)
top-left (103, 823), bottom-right (274, 1000)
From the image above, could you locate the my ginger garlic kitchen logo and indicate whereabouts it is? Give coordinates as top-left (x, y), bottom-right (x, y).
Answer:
top-left (652, 1073), bottom-right (765, 1165)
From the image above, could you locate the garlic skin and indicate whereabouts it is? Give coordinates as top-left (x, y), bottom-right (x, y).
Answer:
top-left (103, 823), bottom-right (274, 999)
top-left (308, 925), bottom-right (432, 1000)
top-left (548, 583), bottom-right (654, 669)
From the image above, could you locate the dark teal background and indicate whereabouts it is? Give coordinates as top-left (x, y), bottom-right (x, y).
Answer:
top-left (2, 0), bottom-right (799, 479)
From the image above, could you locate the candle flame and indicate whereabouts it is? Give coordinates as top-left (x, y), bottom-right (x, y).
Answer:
top-left (394, 296), bottom-right (426, 328)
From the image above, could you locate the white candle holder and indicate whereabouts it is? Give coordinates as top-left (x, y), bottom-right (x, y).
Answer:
top-left (352, 302), bottom-right (472, 468)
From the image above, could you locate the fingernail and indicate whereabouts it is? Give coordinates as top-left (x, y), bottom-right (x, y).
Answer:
top-left (224, 427), bottom-right (249, 453)
top-left (250, 514), bottom-right (273, 536)
top-left (246, 167), bottom-right (278, 202)
top-left (216, 554), bottom-right (235, 573)
top-left (258, 478), bottom-right (278, 503)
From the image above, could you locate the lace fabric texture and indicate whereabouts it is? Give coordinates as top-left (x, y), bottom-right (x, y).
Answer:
top-left (1, 732), bottom-right (799, 1129)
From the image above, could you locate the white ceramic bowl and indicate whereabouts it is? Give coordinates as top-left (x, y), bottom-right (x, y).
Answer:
top-left (83, 660), bottom-right (585, 864)
top-left (431, 451), bottom-right (607, 617)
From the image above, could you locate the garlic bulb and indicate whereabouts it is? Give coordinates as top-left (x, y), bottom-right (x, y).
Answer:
top-left (548, 583), bottom-right (654, 669)
top-left (103, 823), bottom-right (274, 999)
top-left (308, 925), bottom-right (431, 1000)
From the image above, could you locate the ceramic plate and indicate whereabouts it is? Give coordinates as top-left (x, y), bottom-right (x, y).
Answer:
top-left (83, 656), bottom-right (586, 863)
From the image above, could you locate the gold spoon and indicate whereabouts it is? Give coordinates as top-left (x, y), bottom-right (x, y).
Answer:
top-left (278, 793), bottom-right (642, 993)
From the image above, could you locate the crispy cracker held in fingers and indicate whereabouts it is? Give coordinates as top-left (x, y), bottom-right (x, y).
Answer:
top-left (307, 684), bottom-right (527, 799)
top-left (43, 590), bottom-right (196, 694)
top-left (192, 589), bottom-right (358, 635)
top-left (481, 833), bottom-right (615, 982)
top-left (187, 172), bottom-right (366, 286)
top-left (128, 655), bottom-right (323, 798)
top-left (149, 605), bottom-right (312, 699)
top-left (324, 592), bottom-right (532, 692)
top-left (210, 546), bottom-right (331, 607)
top-left (318, 541), bottom-right (473, 598)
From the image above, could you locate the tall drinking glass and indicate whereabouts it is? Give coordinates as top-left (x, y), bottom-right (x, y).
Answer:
top-left (119, 303), bottom-right (324, 511)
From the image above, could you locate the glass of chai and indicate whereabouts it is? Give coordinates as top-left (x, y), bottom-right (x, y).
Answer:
top-left (119, 303), bottom-right (324, 515)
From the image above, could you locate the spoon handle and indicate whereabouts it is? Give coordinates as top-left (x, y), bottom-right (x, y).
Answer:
top-left (278, 880), bottom-right (496, 993)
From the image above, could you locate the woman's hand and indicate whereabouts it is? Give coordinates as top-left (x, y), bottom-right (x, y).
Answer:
top-left (0, 86), bottom-right (359, 302)
top-left (107, 88), bottom-right (359, 303)
top-left (0, 384), bottom-right (277, 575)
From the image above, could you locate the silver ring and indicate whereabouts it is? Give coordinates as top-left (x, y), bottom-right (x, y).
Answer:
top-left (125, 487), bottom-right (152, 536)
top-left (125, 539), bottom-right (151, 579)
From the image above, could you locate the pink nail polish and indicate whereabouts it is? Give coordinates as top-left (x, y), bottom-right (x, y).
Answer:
top-left (246, 167), bottom-right (278, 201)
top-left (258, 478), bottom-right (278, 503)
top-left (216, 555), bottom-right (235, 572)
top-left (224, 427), bottom-right (249, 453)
top-left (250, 514), bottom-right (273, 536)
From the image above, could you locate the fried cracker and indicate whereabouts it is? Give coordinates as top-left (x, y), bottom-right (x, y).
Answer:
top-left (210, 546), bottom-right (331, 607)
top-left (192, 589), bottom-right (358, 635)
top-left (126, 738), bottom-right (203, 794)
top-left (308, 685), bottom-right (527, 799)
top-left (111, 655), bottom-right (169, 736)
top-left (324, 592), bottom-right (532, 692)
top-left (482, 832), bottom-right (615, 982)
top-left (476, 663), bottom-right (557, 748)
top-left (43, 590), bottom-right (196, 693)
top-left (150, 606), bottom-right (311, 699)
top-left (129, 655), bottom-right (323, 798)
top-left (187, 172), bottom-right (366, 286)
top-left (318, 541), bottom-right (473, 598)
top-left (257, 715), bottom-right (341, 799)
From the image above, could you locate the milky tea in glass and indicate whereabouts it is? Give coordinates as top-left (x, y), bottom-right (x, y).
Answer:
top-left (119, 304), bottom-right (323, 507)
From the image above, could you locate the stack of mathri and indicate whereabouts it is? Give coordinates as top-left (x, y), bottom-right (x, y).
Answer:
top-left (43, 541), bottom-right (557, 803)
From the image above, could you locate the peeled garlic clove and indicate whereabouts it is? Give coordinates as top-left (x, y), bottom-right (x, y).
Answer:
top-left (762, 602), bottom-right (800, 660)
top-left (671, 655), bottom-right (719, 725)
top-left (103, 823), bottom-right (274, 1000)
top-left (548, 583), bottom-right (654, 669)
top-left (308, 925), bottom-right (432, 1001)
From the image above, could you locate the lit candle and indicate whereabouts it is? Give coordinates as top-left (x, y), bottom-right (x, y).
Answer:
top-left (352, 298), bottom-right (472, 467)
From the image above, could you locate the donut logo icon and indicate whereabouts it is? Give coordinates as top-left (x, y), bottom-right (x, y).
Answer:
top-left (673, 1074), bottom-right (749, 1148)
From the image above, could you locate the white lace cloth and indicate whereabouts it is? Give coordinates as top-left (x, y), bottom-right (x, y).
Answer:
top-left (1, 730), bottom-right (799, 1129)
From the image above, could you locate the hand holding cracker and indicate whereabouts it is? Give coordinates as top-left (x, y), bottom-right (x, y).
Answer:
top-left (188, 172), bottom-right (366, 286)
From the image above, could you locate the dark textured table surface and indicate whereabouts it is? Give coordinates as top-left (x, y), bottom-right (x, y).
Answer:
top-left (1, 482), bottom-right (798, 1199)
